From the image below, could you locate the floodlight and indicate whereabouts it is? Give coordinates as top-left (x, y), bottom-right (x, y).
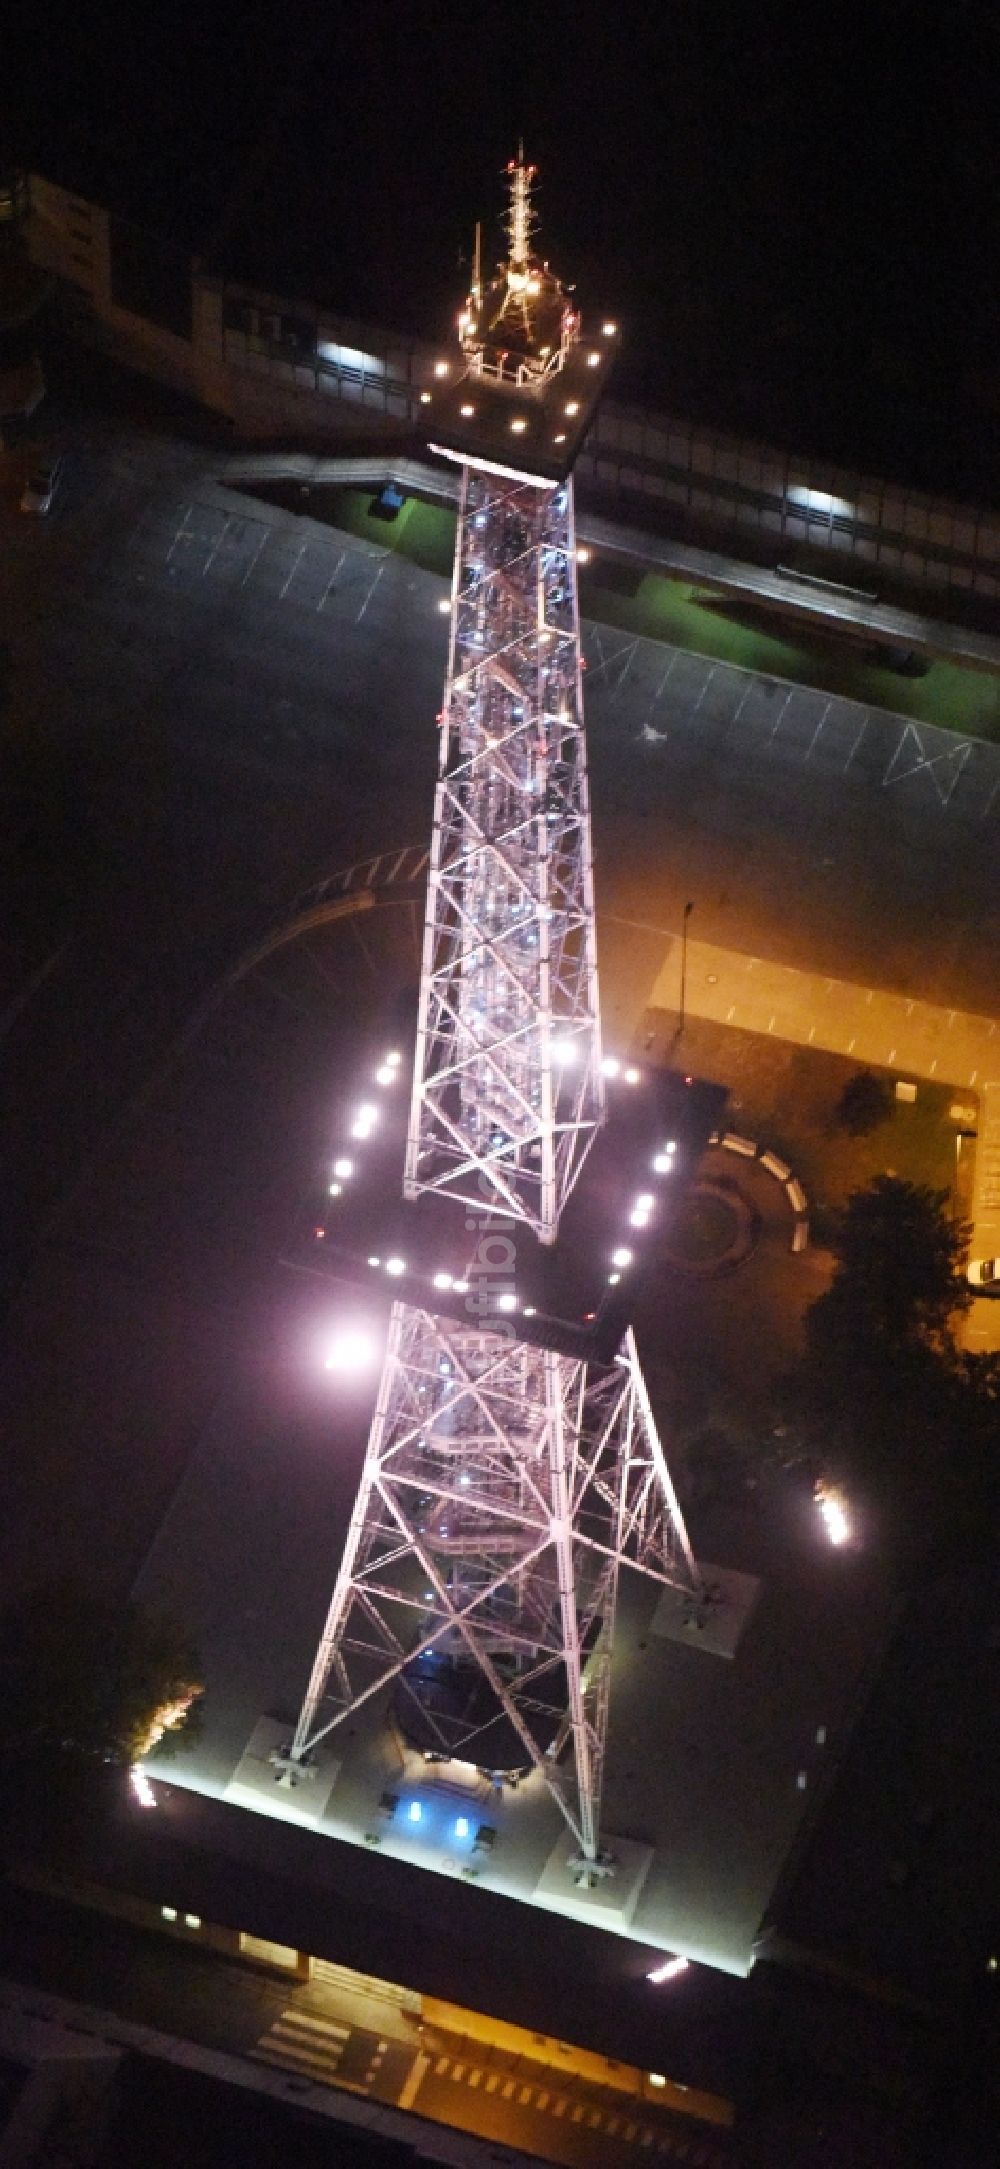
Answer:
top-left (647, 1955), bottom-right (688, 1984)
top-left (333, 1157), bottom-right (353, 1179)
top-left (611, 1247), bottom-right (633, 1269)
top-left (385, 1256), bottom-right (406, 1277)
top-left (408, 1800), bottom-right (423, 1823)
top-left (324, 1328), bottom-right (377, 1373)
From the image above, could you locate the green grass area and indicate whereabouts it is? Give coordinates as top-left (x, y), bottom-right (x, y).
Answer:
top-left (302, 489), bottom-right (1000, 743)
top-left (578, 565), bottom-right (1000, 741)
top-left (313, 488), bottom-right (456, 577)
top-left (648, 1009), bottom-right (964, 1227)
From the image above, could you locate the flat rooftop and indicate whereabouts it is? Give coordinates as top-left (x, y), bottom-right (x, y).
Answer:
top-left (135, 1246), bottom-right (895, 1981)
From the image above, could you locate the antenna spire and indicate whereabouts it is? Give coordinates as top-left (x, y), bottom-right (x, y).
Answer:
top-left (506, 147), bottom-right (535, 273)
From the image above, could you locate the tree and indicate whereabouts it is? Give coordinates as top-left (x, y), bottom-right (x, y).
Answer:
top-left (781, 1179), bottom-right (987, 1547)
top-left (805, 1176), bottom-right (971, 1376)
top-left (834, 1068), bottom-right (892, 1137)
top-left (0, 1578), bottom-right (203, 1776)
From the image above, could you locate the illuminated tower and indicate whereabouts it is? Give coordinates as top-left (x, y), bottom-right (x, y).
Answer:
top-left (278, 160), bottom-right (704, 1878)
top-left (404, 155), bottom-right (612, 1244)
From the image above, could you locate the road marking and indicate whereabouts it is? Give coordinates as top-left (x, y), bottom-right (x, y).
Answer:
top-left (317, 548), bottom-right (346, 611)
top-left (240, 526), bottom-right (270, 584)
top-left (202, 516), bottom-right (231, 575)
top-left (397, 2050), bottom-right (430, 2109)
top-left (280, 540), bottom-right (307, 598)
top-left (356, 562), bottom-right (385, 622)
top-left (165, 506), bottom-right (193, 562)
top-left (274, 2010), bottom-right (349, 2037)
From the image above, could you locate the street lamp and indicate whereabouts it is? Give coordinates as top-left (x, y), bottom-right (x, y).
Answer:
top-left (677, 900), bottom-right (694, 1040)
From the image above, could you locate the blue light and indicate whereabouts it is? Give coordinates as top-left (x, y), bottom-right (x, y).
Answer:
top-left (408, 1801), bottom-right (423, 1824)
top-left (454, 1815), bottom-right (471, 1840)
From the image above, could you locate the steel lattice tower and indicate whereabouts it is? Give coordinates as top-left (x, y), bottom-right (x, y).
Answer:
top-left (404, 463), bottom-right (601, 1242)
top-left (279, 159), bottom-right (703, 1876)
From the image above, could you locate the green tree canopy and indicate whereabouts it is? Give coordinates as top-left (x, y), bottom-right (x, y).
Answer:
top-left (805, 1175), bottom-right (971, 1377)
top-left (0, 1578), bottom-right (203, 1774)
top-left (834, 1068), bottom-right (892, 1137)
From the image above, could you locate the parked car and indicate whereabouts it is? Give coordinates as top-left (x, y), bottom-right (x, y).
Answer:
top-left (20, 452), bottom-right (64, 514)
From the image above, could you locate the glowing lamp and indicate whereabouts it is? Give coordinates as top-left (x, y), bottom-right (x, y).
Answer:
top-left (564, 401), bottom-right (580, 416)
top-left (587, 352), bottom-right (600, 367)
top-left (324, 1329), bottom-right (375, 1373)
top-left (454, 1816), bottom-right (470, 1839)
top-left (434, 360), bottom-right (449, 377)
top-left (601, 1056), bottom-right (620, 1078)
top-left (611, 1247), bottom-right (633, 1269)
top-left (385, 1256), bottom-right (406, 1277)
top-left (333, 1158), bottom-right (353, 1179)
top-left (419, 391), bottom-right (431, 404)
top-left (602, 320), bottom-right (618, 336)
top-left (647, 1955), bottom-right (688, 1984)
top-left (460, 403), bottom-right (475, 418)
top-left (407, 1801), bottom-right (423, 1823)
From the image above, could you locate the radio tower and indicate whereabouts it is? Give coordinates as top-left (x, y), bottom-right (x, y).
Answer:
top-left (277, 158), bottom-right (704, 1879)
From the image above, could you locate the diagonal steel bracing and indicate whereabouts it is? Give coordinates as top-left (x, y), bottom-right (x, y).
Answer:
top-left (282, 159), bottom-right (702, 1873)
top-left (404, 465), bottom-right (603, 1245)
top-left (289, 1306), bottom-right (699, 1861)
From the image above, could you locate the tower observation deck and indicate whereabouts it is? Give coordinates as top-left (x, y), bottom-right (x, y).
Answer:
top-left (276, 159), bottom-right (710, 1882)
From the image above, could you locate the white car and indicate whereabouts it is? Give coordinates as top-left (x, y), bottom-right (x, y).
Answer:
top-left (967, 1256), bottom-right (999, 1295)
top-left (20, 453), bottom-right (64, 515)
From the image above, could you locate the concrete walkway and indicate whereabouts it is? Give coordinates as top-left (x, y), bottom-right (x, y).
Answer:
top-left (625, 924), bottom-right (1000, 1351)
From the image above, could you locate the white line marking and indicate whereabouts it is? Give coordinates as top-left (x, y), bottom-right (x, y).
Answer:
top-left (280, 541), bottom-right (307, 598)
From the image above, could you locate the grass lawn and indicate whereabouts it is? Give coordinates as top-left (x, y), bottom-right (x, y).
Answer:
top-left (279, 487), bottom-right (1000, 744)
top-left (577, 564), bottom-right (1000, 743)
top-left (646, 1008), bottom-right (966, 1232)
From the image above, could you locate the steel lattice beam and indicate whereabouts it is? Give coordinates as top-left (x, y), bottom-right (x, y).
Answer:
top-left (289, 1306), bottom-right (699, 1860)
top-left (281, 159), bottom-right (702, 1872)
top-left (404, 465), bottom-right (602, 1244)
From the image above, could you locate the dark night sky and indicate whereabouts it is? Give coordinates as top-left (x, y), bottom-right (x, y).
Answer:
top-left (6, 0), bottom-right (1000, 490)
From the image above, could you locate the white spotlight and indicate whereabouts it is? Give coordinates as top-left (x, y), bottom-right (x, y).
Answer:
top-left (647, 1955), bottom-right (689, 1984)
top-left (624, 1066), bottom-right (641, 1085)
top-left (351, 1103), bottom-right (378, 1139)
top-left (611, 1247), bottom-right (633, 1269)
top-left (601, 1056), bottom-right (620, 1078)
top-left (130, 1766), bottom-right (157, 1809)
top-left (333, 1157), bottom-right (354, 1179)
top-left (324, 1328), bottom-right (376, 1373)
top-left (815, 1481), bottom-right (852, 1547)
top-left (432, 1271), bottom-right (453, 1290)
top-left (496, 1292), bottom-right (517, 1313)
top-left (384, 1256), bottom-right (406, 1277)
